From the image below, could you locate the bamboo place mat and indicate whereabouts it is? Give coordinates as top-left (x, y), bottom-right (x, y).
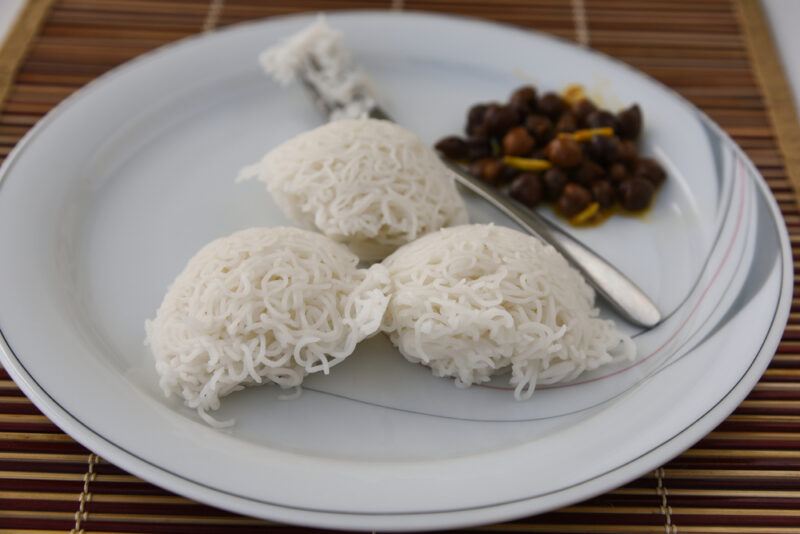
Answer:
top-left (1, 0), bottom-right (799, 533)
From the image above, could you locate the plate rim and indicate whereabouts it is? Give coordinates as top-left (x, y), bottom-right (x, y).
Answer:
top-left (0, 9), bottom-right (792, 531)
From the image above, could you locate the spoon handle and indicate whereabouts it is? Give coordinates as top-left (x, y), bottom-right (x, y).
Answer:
top-left (444, 161), bottom-right (661, 328)
top-left (295, 66), bottom-right (661, 328)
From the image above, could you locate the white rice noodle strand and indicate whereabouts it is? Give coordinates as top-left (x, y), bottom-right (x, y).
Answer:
top-left (145, 227), bottom-right (389, 426)
top-left (381, 224), bottom-right (635, 399)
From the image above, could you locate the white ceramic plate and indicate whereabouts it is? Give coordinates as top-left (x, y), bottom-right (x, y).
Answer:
top-left (0, 11), bottom-right (791, 532)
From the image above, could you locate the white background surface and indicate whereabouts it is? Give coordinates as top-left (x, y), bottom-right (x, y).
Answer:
top-left (0, 0), bottom-right (23, 42)
top-left (762, 0), bottom-right (800, 113)
top-left (0, 0), bottom-right (798, 112)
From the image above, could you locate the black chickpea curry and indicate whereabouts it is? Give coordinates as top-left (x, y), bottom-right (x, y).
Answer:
top-left (435, 85), bottom-right (667, 226)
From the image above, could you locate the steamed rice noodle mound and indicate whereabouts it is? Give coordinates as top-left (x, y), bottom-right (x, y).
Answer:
top-left (145, 227), bottom-right (389, 426)
top-left (237, 118), bottom-right (468, 260)
top-left (381, 224), bottom-right (635, 398)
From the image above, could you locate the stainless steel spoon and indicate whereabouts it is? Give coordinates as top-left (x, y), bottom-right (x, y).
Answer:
top-left (295, 63), bottom-right (661, 328)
